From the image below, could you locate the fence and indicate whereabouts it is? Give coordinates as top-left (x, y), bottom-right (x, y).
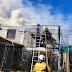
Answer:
top-left (0, 45), bottom-right (32, 72)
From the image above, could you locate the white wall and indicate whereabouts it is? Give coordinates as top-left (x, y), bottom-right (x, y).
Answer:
top-left (0, 25), bottom-right (60, 48)
top-left (0, 26), bottom-right (25, 45)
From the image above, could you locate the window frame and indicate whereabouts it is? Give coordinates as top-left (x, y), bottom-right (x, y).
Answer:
top-left (6, 29), bottom-right (16, 39)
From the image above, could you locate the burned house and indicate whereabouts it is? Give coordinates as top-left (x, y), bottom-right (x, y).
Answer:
top-left (24, 24), bottom-right (60, 51)
top-left (0, 36), bottom-right (24, 70)
top-left (0, 24), bottom-right (60, 71)
top-left (0, 26), bottom-right (32, 71)
top-left (0, 24), bottom-right (60, 51)
top-left (24, 24), bottom-right (60, 71)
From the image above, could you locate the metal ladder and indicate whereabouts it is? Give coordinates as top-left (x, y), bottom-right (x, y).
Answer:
top-left (31, 35), bottom-right (41, 72)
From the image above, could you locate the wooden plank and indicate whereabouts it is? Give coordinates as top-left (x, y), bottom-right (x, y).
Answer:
top-left (50, 33), bottom-right (52, 68)
top-left (0, 42), bottom-right (12, 45)
top-left (45, 31), bottom-right (48, 65)
top-left (66, 52), bottom-right (70, 72)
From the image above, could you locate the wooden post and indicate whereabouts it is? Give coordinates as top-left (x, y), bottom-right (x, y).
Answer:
top-left (63, 52), bottom-right (66, 71)
top-left (30, 36), bottom-right (32, 54)
top-left (27, 31), bottom-right (28, 48)
top-left (67, 36), bottom-right (70, 72)
top-left (26, 31), bottom-right (29, 55)
top-left (45, 31), bottom-right (48, 65)
top-left (63, 52), bottom-right (70, 72)
top-left (66, 52), bottom-right (70, 72)
top-left (30, 36), bottom-right (32, 48)
top-left (50, 33), bottom-right (52, 68)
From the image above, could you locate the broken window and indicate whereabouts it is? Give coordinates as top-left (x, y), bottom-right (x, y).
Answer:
top-left (7, 29), bottom-right (16, 39)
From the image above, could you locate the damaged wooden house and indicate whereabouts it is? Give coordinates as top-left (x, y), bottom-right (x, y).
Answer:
top-left (24, 24), bottom-right (60, 71)
top-left (0, 24), bottom-right (60, 71)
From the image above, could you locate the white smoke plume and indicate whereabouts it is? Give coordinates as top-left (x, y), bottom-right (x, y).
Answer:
top-left (8, 9), bottom-right (29, 26)
top-left (0, 0), bottom-right (29, 26)
top-left (0, 0), bottom-right (71, 30)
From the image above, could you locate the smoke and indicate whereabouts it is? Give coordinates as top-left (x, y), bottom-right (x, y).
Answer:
top-left (21, 0), bottom-right (70, 31)
top-left (0, 0), bottom-right (29, 26)
top-left (0, 0), bottom-right (72, 45)
top-left (0, 9), bottom-right (28, 26)
top-left (8, 9), bottom-right (28, 26)
top-left (0, 0), bottom-right (71, 30)
top-left (0, 0), bottom-right (20, 17)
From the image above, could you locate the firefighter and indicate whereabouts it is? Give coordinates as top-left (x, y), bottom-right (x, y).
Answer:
top-left (41, 29), bottom-right (50, 42)
top-left (34, 55), bottom-right (51, 72)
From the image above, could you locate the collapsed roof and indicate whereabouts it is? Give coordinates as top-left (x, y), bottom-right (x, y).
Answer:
top-left (0, 36), bottom-right (24, 47)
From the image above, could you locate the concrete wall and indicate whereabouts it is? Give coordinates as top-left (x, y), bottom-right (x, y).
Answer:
top-left (0, 26), bottom-right (25, 45)
top-left (0, 25), bottom-right (60, 49)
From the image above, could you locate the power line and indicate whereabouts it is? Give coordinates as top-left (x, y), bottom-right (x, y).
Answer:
top-left (22, 18), bottom-right (72, 20)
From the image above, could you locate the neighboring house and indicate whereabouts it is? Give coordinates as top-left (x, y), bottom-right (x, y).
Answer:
top-left (0, 26), bottom-right (25, 45)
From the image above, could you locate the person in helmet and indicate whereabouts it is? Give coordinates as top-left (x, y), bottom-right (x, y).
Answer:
top-left (34, 55), bottom-right (51, 72)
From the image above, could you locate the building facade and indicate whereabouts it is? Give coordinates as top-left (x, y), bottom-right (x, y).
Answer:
top-left (0, 24), bottom-right (60, 52)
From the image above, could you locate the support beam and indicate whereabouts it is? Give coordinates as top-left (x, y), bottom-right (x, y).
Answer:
top-left (45, 32), bottom-right (48, 65)
top-left (50, 33), bottom-right (52, 68)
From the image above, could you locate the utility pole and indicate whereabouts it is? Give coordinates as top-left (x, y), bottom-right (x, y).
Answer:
top-left (58, 31), bottom-right (62, 72)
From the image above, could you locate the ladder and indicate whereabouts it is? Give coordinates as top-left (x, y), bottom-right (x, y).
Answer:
top-left (31, 35), bottom-right (41, 72)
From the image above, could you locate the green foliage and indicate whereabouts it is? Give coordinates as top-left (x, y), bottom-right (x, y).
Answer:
top-left (18, 55), bottom-right (29, 72)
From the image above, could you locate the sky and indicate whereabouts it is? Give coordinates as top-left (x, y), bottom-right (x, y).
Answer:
top-left (0, 0), bottom-right (72, 28)
top-left (0, 0), bottom-right (72, 45)
top-left (21, 0), bottom-right (72, 31)
top-left (22, 0), bottom-right (72, 15)
top-left (22, 0), bottom-right (72, 46)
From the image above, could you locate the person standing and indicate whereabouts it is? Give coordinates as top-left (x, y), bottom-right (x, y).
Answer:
top-left (34, 55), bottom-right (51, 72)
